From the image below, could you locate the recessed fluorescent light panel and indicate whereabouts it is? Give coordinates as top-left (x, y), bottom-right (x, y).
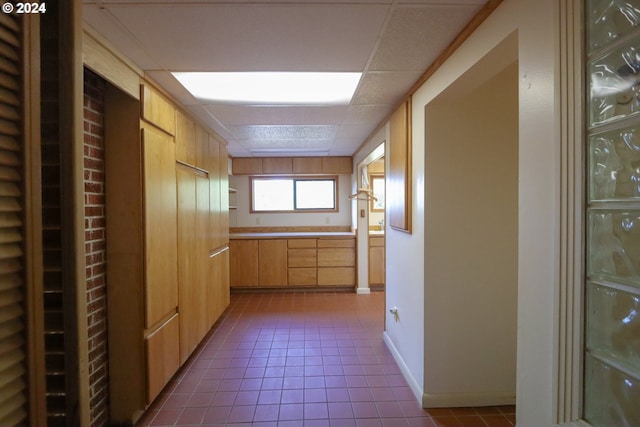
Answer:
top-left (172, 72), bottom-right (361, 105)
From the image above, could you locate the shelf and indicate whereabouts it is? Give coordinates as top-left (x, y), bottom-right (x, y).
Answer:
top-left (229, 187), bottom-right (237, 193)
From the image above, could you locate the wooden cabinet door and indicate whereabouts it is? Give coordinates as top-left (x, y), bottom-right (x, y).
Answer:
top-left (177, 167), bottom-right (197, 363)
top-left (141, 84), bottom-right (176, 135)
top-left (176, 166), bottom-right (210, 363)
top-left (175, 110), bottom-right (196, 165)
top-left (369, 246), bottom-right (385, 285)
top-left (259, 240), bottom-right (288, 286)
top-left (145, 313), bottom-right (180, 403)
top-left (142, 125), bottom-right (178, 328)
top-left (209, 248), bottom-right (230, 327)
top-left (229, 240), bottom-right (259, 286)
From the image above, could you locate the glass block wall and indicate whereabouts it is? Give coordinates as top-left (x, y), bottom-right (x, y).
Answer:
top-left (585, 1), bottom-right (640, 426)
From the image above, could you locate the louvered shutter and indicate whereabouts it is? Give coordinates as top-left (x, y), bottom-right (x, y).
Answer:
top-left (0, 12), bottom-right (27, 427)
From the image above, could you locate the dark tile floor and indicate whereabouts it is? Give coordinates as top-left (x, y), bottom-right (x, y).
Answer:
top-left (138, 291), bottom-right (515, 426)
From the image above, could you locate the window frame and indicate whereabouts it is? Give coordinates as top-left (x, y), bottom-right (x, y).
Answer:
top-left (249, 175), bottom-right (339, 213)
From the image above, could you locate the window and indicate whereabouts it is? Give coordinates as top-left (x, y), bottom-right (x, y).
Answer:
top-left (251, 176), bottom-right (338, 212)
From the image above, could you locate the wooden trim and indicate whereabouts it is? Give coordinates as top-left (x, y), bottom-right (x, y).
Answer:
top-left (388, 99), bottom-right (412, 233)
top-left (23, 14), bottom-right (47, 426)
top-left (60, 0), bottom-right (90, 424)
top-left (354, 0), bottom-right (504, 157)
top-left (556, 0), bottom-right (585, 422)
top-left (248, 175), bottom-right (340, 213)
top-left (82, 28), bottom-right (141, 100)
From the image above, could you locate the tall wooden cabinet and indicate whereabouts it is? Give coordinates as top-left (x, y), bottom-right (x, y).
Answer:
top-left (105, 83), bottom-right (230, 424)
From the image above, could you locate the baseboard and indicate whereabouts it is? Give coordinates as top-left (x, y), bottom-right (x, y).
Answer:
top-left (383, 332), bottom-right (423, 404)
top-left (422, 391), bottom-right (516, 408)
top-left (383, 332), bottom-right (516, 409)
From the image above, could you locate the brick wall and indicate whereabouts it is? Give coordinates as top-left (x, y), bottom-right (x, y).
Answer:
top-left (83, 68), bottom-right (109, 427)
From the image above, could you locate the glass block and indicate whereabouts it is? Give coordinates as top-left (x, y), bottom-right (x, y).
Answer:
top-left (587, 210), bottom-right (640, 286)
top-left (589, 126), bottom-right (640, 200)
top-left (587, 0), bottom-right (640, 53)
top-left (587, 282), bottom-right (640, 370)
top-left (584, 354), bottom-right (640, 427)
top-left (589, 43), bottom-right (640, 127)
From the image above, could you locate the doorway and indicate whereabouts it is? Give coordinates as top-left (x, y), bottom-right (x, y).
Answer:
top-left (367, 156), bottom-right (385, 291)
top-left (421, 39), bottom-right (519, 406)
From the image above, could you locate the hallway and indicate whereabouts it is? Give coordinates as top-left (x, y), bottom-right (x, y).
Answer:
top-left (137, 291), bottom-right (515, 426)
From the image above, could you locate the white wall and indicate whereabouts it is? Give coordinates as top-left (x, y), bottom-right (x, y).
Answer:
top-left (355, 0), bottom-right (569, 425)
top-left (423, 61), bottom-right (518, 405)
top-left (230, 173), bottom-right (353, 227)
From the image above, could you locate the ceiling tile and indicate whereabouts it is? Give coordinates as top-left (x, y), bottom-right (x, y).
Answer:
top-left (351, 71), bottom-right (423, 106)
top-left (368, 4), bottom-right (482, 71)
top-left (203, 105), bottom-right (348, 126)
top-left (343, 105), bottom-right (391, 125)
top-left (241, 139), bottom-right (332, 148)
top-left (83, 0), bottom-right (490, 157)
top-left (335, 124), bottom-right (378, 140)
top-left (102, 3), bottom-right (390, 71)
top-left (227, 125), bottom-right (339, 140)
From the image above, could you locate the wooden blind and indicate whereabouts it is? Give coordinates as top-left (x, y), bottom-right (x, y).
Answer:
top-left (0, 12), bottom-right (27, 426)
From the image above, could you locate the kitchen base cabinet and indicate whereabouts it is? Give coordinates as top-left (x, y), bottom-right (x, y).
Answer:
top-left (259, 239), bottom-right (288, 286)
top-left (288, 267), bottom-right (317, 286)
top-left (317, 238), bottom-right (356, 286)
top-left (318, 267), bottom-right (356, 286)
top-left (230, 236), bottom-right (356, 289)
top-left (229, 240), bottom-right (259, 286)
top-left (369, 236), bottom-right (385, 287)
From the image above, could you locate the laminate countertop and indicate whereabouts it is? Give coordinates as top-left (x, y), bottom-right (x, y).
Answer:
top-left (229, 232), bottom-right (356, 240)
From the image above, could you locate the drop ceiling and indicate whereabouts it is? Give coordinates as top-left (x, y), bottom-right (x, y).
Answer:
top-left (82, 0), bottom-right (489, 157)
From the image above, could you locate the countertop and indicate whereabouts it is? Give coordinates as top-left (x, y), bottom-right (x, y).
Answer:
top-left (229, 231), bottom-right (356, 239)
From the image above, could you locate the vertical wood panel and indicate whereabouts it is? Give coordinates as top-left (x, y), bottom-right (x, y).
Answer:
top-left (23, 13), bottom-right (47, 426)
top-left (176, 166), bottom-right (197, 364)
top-left (142, 125), bottom-right (178, 328)
top-left (104, 87), bottom-right (145, 423)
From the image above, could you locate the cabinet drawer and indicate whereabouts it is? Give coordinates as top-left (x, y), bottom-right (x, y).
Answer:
top-left (318, 267), bottom-right (355, 286)
top-left (317, 248), bottom-right (355, 267)
top-left (288, 268), bottom-right (317, 286)
top-left (317, 238), bottom-right (355, 248)
top-left (288, 239), bottom-right (317, 248)
top-left (288, 248), bottom-right (317, 267)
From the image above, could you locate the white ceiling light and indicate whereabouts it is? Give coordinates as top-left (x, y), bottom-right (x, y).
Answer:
top-left (172, 72), bottom-right (361, 105)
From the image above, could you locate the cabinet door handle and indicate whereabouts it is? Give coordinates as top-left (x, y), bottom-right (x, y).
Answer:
top-left (210, 245), bottom-right (229, 258)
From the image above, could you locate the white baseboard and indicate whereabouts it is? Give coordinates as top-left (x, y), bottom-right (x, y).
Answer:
top-left (356, 287), bottom-right (371, 294)
top-left (383, 332), bottom-right (516, 409)
top-left (383, 332), bottom-right (423, 403)
top-left (422, 391), bottom-right (516, 408)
